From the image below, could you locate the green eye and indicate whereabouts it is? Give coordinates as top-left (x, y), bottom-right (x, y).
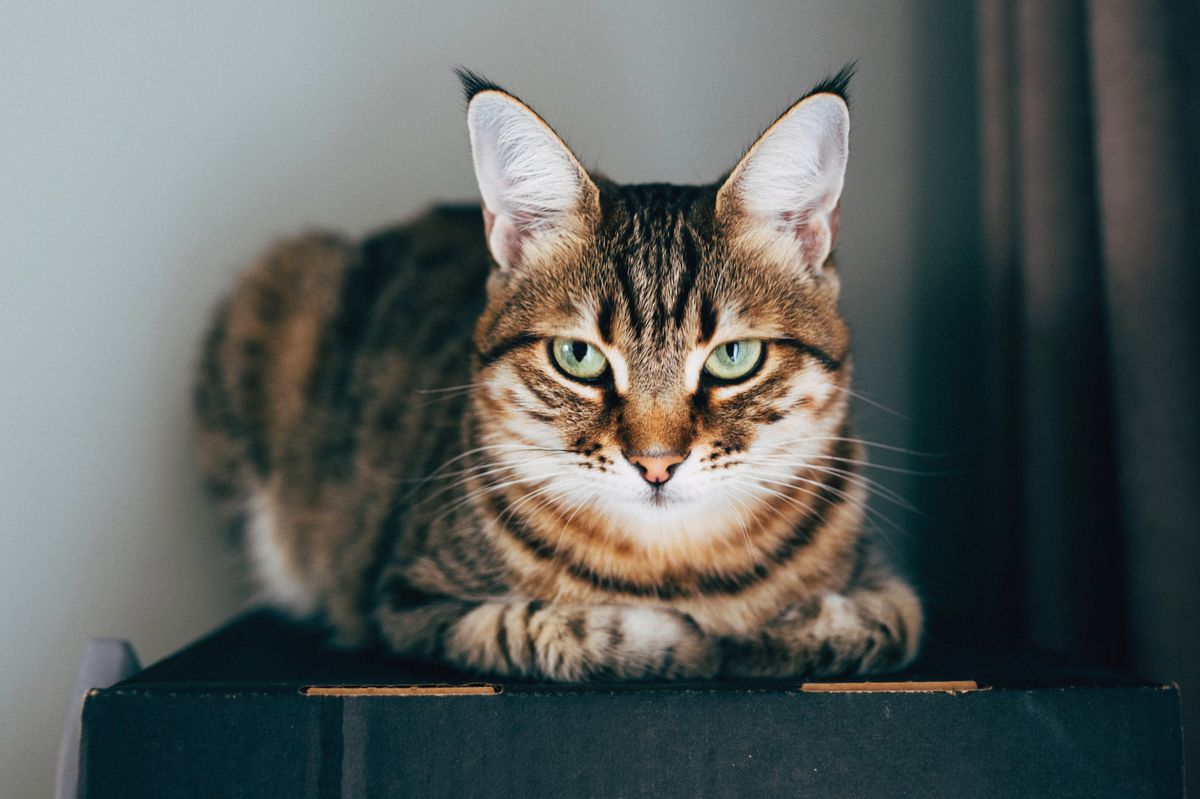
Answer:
top-left (550, 338), bottom-right (609, 381)
top-left (703, 339), bottom-right (764, 382)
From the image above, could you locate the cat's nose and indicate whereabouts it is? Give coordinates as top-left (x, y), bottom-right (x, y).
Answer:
top-left (625, 451), bottom-right (688, 485)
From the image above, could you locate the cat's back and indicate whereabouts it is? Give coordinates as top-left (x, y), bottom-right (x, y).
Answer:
top-left (194, 203), bottom-right (490, 523)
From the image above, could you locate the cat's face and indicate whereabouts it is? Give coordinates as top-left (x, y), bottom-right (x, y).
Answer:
top-left (464, 71), bottom-right (853, 544)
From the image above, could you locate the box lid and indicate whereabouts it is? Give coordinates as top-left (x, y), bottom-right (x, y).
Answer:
top-left (80, 611), bottom-right (1185, 798)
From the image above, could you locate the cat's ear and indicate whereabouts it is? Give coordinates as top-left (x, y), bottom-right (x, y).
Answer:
top-left (716, 75), bottom-right (851, 274)
top-left (460, 70), bottom-right (599, 272)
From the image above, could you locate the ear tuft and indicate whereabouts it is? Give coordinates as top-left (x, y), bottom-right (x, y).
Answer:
top-left (718, 68), bottom-right (854, 274)
top-left (802, 62), bottom-right (856, 105)
top-left (455, 66), bottom-right (507, 104)
top-left (462, 77), bottom-right (597, 272)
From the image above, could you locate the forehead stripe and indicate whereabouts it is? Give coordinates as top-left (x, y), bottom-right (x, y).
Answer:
top-left (698, 293), bottom-right (717, 342)
top-left (611, 253), bottom-right (644, 334)
top-left (652, 239), bottom-right (669, 333)
top-left (596, 295), bottom-right (615, 344)
top-left (671, 225), bottom-right (701, 326)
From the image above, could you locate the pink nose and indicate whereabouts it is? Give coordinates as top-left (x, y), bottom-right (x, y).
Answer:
top-left (625, 452), bottom-right (688, 485)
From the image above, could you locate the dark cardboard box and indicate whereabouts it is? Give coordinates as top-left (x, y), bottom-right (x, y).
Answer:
top-left (79, 611), bottom-right (1184, 798)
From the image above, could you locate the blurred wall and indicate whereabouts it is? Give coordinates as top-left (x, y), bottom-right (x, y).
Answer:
top-left (0, 2), bottom-right (979, 796)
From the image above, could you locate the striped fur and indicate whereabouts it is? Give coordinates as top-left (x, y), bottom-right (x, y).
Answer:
top-left (194, 74), bottom-right (922, 680)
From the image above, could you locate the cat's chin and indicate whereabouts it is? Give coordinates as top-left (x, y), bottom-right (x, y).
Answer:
top-left (616, 482), bottom-right (700, 510)
top-left (645, 490), bottom-right (675, 508)
top-left (597, 485), bottom-right (745, 545)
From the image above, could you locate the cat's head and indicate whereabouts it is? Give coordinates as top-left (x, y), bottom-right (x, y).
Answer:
top-left (462, 68), bottom-right (855, 544)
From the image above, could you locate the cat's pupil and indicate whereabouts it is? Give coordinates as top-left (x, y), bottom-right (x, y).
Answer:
top-left (572, 341), bottom-right (588, 362)
top-left (725, 342), bottom-right (740, 361)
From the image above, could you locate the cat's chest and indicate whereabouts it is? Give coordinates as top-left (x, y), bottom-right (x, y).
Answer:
top-left (497, 520), bottom-right (859, 636)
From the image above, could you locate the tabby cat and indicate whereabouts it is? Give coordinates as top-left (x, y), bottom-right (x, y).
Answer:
top-left (194, 68), bottom-right (922, 681)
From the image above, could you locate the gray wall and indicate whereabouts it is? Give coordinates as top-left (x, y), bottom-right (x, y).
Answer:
top-left (0, 2), bottom-right (978, 796)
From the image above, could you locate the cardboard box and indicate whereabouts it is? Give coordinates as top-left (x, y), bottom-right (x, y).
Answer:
top-left (79, 611), bottom-right (1184, 797)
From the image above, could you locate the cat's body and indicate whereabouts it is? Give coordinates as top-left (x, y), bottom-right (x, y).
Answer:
top-left (195, 70), bottom-right (922, 680)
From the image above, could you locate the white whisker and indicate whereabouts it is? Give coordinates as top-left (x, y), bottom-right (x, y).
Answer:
top-left (757, 435), bottom-right (953, 459)
top-left (740, 457), bottom-right (924, 515)
top-left (415, 382), bottom-right (485, 395)
top-left (830, 384), bottom-right (912, 421)
top-left (751, 473), bottom-right (907, 537)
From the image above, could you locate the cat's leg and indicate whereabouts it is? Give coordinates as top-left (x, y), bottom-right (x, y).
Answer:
top-left (721, 557), bottom-right (922, 678)
top-left (375, 596), bottom-right (718, 681)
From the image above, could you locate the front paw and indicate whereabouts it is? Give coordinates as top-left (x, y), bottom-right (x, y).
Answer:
top-left (580, 606), bottom-right (718, 680)
top-left (720, 589), bottom-right (921, 678)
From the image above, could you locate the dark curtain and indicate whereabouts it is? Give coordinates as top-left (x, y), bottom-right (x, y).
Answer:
top-left (959, 0), bottom-right (1200, 789)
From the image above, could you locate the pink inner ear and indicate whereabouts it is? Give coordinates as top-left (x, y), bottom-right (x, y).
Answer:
top-left (778, 208), bottom-right (810, 230)
top-left (481, 204), bottom-right (496, 241)
top-left (483, 206), bottom-right (528, 270)
top-left (796, 223), bottom-right (831, 268)
top-left (777, 203), bottom-right (837, 270)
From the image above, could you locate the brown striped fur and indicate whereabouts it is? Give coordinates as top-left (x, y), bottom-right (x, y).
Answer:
top-left (194, 72), bottom-right (922, 680)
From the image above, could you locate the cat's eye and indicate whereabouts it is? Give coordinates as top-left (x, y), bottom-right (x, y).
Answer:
top-left (550, 338), bottom-right (609, 381)
top-left (703, 339), bottom-right (764, 383)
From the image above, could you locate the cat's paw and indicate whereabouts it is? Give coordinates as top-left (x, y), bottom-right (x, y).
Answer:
top-left (720, 588), bottom-right (921, 678)
top-left (531, 604), bottom-right (718, 681)
top-left (605, 606), bottom-right (718, 680)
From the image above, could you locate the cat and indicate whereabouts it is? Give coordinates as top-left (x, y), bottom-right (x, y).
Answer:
top-left (193, 67), bottom-right (922, 681)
